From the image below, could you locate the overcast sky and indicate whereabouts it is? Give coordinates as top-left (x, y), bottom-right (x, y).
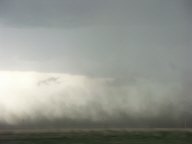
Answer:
top-left (0, 0), bottom-right (191, 128)
top-left (0, 0), bottom-right (190, 79)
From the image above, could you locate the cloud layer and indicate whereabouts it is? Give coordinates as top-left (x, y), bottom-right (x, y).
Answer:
top-left (0, 0), bottom-right (191, 129)
top-left (0, 71), bottom-right (190, 128)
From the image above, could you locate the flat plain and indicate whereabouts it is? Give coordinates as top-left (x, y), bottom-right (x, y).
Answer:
top-left (0, 129), bottom-right (192, 144)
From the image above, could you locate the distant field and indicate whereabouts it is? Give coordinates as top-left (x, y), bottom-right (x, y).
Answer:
top-left (0, 129), bottom-right (192, 144)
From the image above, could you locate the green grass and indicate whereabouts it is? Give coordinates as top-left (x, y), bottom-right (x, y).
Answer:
top-left (0, 129), bottom-right (192, 144)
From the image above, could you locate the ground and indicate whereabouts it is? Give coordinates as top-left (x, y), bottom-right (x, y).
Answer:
top-left (0, 129), bottom-right (191, 144)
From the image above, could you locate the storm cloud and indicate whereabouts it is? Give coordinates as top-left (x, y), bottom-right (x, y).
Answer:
top-left (0, 0), bottom-right (191, 128)
top-left (0, 71), bottom-right (189, 128)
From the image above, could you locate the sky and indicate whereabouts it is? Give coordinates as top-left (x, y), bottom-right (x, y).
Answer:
top-left (0, 0), bottom-right (191, 128)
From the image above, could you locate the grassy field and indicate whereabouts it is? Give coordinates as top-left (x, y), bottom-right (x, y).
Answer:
top-left (0, 129), bottom-right (192, 144)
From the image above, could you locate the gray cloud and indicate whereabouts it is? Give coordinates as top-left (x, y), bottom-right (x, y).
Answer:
top-left (0, 0), bottom-right (189, 78)
top-left (0, 25), bottom-right (189, 80)
top-left (0, 0), bottom-right (104, 28)
top-left (38, 77), bottom-right (60, 86)
top-left (0, 0), bottom-right (189, 28)
top-left (0, 0), bottom-right (191, 128)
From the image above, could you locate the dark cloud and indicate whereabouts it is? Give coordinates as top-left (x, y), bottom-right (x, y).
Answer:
top-left (0, 0), bottom-right (104, 28)
top-left (38, 77), bottom-right (60, 86)
top-left (0, 0), bottom-right (189, 28)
